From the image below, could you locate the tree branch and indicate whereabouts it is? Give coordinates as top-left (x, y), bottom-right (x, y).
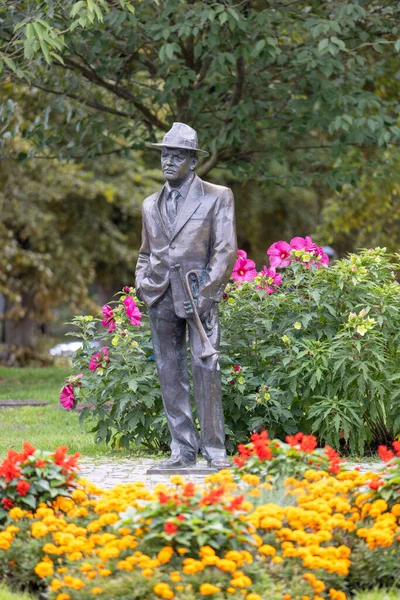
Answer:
top-left (31, 83), bottom-right (134, 119)
top-left (62, 57), bottom-right (169, 131)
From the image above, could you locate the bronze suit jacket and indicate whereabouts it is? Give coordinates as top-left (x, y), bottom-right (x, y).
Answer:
top-left (135, 174), bottom-right (237, 319)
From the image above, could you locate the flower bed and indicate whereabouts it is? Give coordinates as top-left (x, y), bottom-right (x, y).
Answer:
top-left (0, 436), bottom-right (399, 599)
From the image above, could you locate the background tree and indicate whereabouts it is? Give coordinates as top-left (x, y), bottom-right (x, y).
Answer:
top-left (1, 0), bottom-right (400, 186)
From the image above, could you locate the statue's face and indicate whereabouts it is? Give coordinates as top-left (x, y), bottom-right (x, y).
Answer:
top-left (161, 147), bottom-right (197, 182)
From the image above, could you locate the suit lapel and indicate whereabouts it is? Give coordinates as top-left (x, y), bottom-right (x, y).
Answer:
top-left (151, 185), bottom-right (170, 239)
top-left (170, 175), bottom-right (204, 241)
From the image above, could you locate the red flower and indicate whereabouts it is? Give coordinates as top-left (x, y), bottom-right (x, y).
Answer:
top-left (182, 482), bottom-right (195, 498)
top-left (158, 492), bottom-right (171, 504)
top-left (19, 442), bottom-right (36, 461)
top-left (233, 456), bottom-right (245, 468)
top-left (0, 450), bottom-right (22, 482)
top-left (53, 446), bottom-right (80, 473)
top-left (368, 479), bottom-right (384, 490)
top-left (232, 365), bottom-right (241, 372)
top-left (123, 286), bottom-right (131, 294)
top-left (299, 435), bottom-right (317, 453)
top-left (227, 494), bottom-right (244, 512)
top-left (378, 445), bottom-right (395, 463)
top-left (176, 514), bottom-right (185, 521)
top-left (200, 487), bottom-right (225, 506)
top-left (392, 441), bottom-right (400, 457)
top-left (35, 460), bottom-right (46, 468)
top-left (286, 432), bottom-right (303, 447)
top-left (16, 480), bottom-right (30, 496)
top-left (254, 444), bottom-right (273, 461)
top-left (2, 498), bottom-right (14, 510)
top-left (164, 521), bottom-right (178, 535)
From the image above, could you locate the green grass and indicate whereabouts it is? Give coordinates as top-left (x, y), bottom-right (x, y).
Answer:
top-left (0, 366), bottom-right (70, 404)
top-left (0, 405), bottom-right (129, 459)
top-left (0, 404), bottom-right (163, 460)
top-left (0, 584), bottom-right (35, 600)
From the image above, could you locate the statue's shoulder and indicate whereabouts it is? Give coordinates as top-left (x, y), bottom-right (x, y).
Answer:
top-left (142, 187), bottom-right (162, 212)
top-left (201, 179), bottom-right (233, 199)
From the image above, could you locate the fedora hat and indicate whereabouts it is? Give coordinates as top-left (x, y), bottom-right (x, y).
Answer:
top-left (151, 122), bottom-right (209, 156)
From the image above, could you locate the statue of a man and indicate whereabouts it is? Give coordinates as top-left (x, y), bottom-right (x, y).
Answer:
top-left (135, 122), bottom-right (237, 469)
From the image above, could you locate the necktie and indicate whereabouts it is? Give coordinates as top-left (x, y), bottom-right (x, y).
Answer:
top-left (166, 189), bottom-right (180, 224)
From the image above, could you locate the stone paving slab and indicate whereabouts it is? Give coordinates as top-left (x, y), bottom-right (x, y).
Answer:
top-left (78, 456), bottom-right (382, 491)
top-left (79, 457), bottom-right (215, 490)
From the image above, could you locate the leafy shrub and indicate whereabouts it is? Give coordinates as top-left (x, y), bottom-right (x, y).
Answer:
top-left (64, 245), bottom-right (400, 453)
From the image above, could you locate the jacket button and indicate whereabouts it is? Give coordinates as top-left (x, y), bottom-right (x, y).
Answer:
top-left (170, 244), bottom-right (176, 249)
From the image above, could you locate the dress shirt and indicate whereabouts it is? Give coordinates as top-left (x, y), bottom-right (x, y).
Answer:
top-left (160, 172), bottom-right (195, 230)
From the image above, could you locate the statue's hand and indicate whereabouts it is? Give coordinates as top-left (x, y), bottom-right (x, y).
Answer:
top-left (184, 300), bottom-right (194, 316)
top-left (197, 295), bottom-right (214, 317)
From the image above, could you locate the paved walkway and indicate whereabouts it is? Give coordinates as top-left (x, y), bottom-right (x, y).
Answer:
top-left (79, 457), bottom-right (214, 489)
top-left (78, 456), bottom-right (381, 490)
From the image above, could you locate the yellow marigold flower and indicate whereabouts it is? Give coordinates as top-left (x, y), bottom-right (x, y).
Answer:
top-left (248, 489), bottom-right (262, 497)
top-left (199, 583), bottom-right (220, 595)
top-left (283, 595), bottom-right (292, 600)
top-left (99, 569), bottom-right (112, 577)
top-left (153, 582), bottom-right (174, 599)
top-left (0, 538), bottom-right (10, 550)
top-left (391, 504), bottom-right (400, 517)
top-left (272, 556), bottom-right (283, 564)
top-left (258, 544), bottom-right (276, 557)
top-left (142, 568), bottom-right (154, 578)
top-left (34, 562), bottom-right (54, 578)
top-left (199, 545), bottom-right (216, 557)
top-left (329, 589), bottom-right (347, 600)
top-left (170, 475), bottom-right (184, 486)
top-left (217, 559), bottom-right (237, 572)
top-left (176, 586), bottom-right (184, 592)
top-left (50, 579), bottom-right (63, 591)
top-left (56, 594), bottom-right (70, 600)
top-left (118, 527), bottom-right (131, 535)
top-left (158, 546), bottom-right (174, 564)
top-left (241, 474), bottom-right (260, 486)
top-left (225, 550), bottom-right (243, 564)
top-left (252, 534), bottom-right (263, 547)
top-left (87, 571), bottom-right (97, 580)
top-left (31, 522), bottom-right (49, 538)
top-left (117, 560), bottom-right (133, 570)
top-left (6, 526), bottom-right (19, 535)
top-left (247, 595), bottom-right (263, 600)
top-left (80, 563), bottom-right (93, 573)
top-left (71, 489), bottom-right (87, 502)
top-left (91, 589), bottom-right (103, 595)
top-left (202, 556), bottom-right (219, 566)
top-left (227, 588), bottom-right (236, 594)
top-left (260, 517), bottom-right (282, 529)
top-left (240, 550), bottom-right (253, 565)
top-left (170, 571), bottom-right (181, 582)
top-left (8, 507), bottom-right (26, 520)
top-left (302, 596), bottom-right (311, 600)
top-left (177, 547), bottom-right (188, 555)
top-left (230, 575), bottom-right (252, 588)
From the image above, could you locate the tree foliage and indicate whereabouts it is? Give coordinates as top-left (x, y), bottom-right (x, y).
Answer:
top-left (1, 0), bottom-right (400, 186)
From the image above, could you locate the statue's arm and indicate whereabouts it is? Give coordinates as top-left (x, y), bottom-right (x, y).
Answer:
top-left (200, 188), bottom-right (237, 302)
top-left (135, 207), bottom-right (150, 292)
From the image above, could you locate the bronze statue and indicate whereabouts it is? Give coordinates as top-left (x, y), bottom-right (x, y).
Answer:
top-left (135, 123), bottom-right (237, 469)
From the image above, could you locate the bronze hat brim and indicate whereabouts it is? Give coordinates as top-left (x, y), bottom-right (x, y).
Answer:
top-left (150, 142), bottom-right (209, 156)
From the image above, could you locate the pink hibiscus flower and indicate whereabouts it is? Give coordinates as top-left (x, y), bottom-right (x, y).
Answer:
top-left (123, 296), bottom-right (142, 326)
top-left (237, 249), bottom-right (247, 259)
top-left (89, 347), bottom-right (110, 372)
top-left (101, 305), bottom-right (117, 333)
top-left (231, 258), bottom-right (257, 282)
top-left (59, 385), bottom-right (75, 411)
top-left (267, 241), bottom-right (292, 267)
top-left (257, 266), bottom-right (282, 294)
top-left (290, 236), bottom-right (314, 251)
